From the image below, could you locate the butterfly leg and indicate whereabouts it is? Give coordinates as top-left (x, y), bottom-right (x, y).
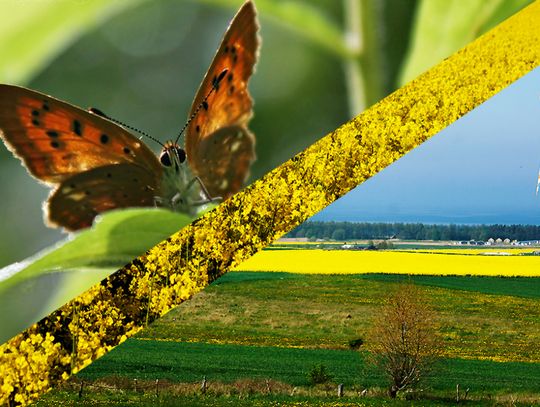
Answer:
top-left (185, 176), bottom-right (223, 207)
top-left (153, 196), bottom-right (164, 207)
top-left (190, 196), bottom-right (223, 206)
top-left (189, 176), bottom-right (217, 202)
top-left (192, 176), bottom-right (211, 200)
top-left (166, 177), bottom-right (222, 212)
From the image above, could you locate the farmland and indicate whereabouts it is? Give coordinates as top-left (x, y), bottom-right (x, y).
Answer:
top-left (69, 340), bottom-right (540, 391)
top-left (130, 272), bottom-right (540, 363)
top-left (234, 247), bottom-right (540, 276)
top-left (41, 248), bottom-right (540, 405)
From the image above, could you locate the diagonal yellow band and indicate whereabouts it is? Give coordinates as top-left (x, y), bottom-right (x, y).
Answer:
top-left (1, 2), bottom-right (540, 405)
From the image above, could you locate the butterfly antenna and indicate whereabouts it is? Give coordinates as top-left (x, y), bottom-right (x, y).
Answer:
top-left (88, 107), bottom-right (165, 148)
top-left (175, 68), bottom-right (229, 145)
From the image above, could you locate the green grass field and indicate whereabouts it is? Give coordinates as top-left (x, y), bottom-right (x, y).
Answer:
top-left (78, 339), bottom-right (540, 393)
top-left (135, 272), bottom-right (540, 362)
top-left (44, 271), bottom-right (540, 405)
top-left (359, 273), bottom-right (540, 299)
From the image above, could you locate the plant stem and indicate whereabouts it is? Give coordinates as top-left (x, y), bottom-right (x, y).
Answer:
top-left (343, 0), bottom-right (386, 117)
top-left (343, 0), bottom-right (365, 118)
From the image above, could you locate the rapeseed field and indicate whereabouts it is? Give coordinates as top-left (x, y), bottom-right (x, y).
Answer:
top-left (234, 249), bottom-right (539, 276)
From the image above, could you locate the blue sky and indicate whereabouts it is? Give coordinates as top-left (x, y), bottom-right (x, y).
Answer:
top-left (313, 67), bottom-right (540, 225)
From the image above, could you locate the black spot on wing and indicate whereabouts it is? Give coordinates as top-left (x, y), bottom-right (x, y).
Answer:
top-left (73, 120), bottom-right (82, 136)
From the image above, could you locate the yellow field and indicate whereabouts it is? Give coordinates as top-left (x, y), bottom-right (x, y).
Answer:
top-left (234, 249), bottom-right (540, 276)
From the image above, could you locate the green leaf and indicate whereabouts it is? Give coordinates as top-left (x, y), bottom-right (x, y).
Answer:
top-left (0, 208), bottom-right (191, 344)
top-left (398, 0), bottom-right (533, 86)
top-left (0, 0), bottom-right (143, 84)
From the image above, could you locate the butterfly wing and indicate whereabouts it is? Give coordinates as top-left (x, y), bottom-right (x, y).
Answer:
top-left (185, 0), bottom-right (259, 199)
top-left (0, 84), bottom-right (164, 230)
top-left (47, 164), bottom-right (159, 231)
top-left (0, 84), bottom-right (162, 184)
top-left (190, 125), bottom-right (255, 197)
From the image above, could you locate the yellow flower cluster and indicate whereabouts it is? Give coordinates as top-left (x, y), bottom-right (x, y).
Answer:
top-left (1, 2), bottom-right (540, 405)
top-left (0, 283), bottom-right (141, 405)
top-left (0, 332), bottom-right (68, 405)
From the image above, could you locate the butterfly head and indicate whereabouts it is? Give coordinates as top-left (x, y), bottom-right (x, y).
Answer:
top-left (160, 141), bottom-right (187, 172)
top-left (158, 140), bottom-right (209, 215)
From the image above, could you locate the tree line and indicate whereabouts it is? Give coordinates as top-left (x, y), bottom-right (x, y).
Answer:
top-left (287, 221), bottom-right (540, 241)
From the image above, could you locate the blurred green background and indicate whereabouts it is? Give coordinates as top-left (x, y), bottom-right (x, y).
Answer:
top-left (0, 0), bottom-right (533, 268)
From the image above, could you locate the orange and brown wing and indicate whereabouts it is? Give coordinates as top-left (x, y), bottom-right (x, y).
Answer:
top-left (0, 84), bottom-right (161, 185)
top-left (191, 125), bottom-right (255, 198)
top-left (47, 164), bottom-right (160, 231)
top-left (185, 0), bottom-right (258, 194)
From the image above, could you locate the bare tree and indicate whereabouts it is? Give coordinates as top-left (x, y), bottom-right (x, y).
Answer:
top-left (368, 282), bottom-right (442, 398)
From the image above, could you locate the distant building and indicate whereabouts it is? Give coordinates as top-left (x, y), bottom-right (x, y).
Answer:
top-left (516, 240), bottom-right (540, 246)
top-left (278, 237), bottom-right (309, 243)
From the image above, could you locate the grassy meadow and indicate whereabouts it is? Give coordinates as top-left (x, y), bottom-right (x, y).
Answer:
top-left (41, 247), bottom-right (540, 406)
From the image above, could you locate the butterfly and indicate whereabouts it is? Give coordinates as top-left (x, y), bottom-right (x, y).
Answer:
top-left (0, 0), bottom-right (259, 231)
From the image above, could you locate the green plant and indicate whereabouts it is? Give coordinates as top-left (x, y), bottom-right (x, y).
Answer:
top-left (308, 364), bottom-right (334, 385)
top-left (348, 337), bottom-right (364, 349)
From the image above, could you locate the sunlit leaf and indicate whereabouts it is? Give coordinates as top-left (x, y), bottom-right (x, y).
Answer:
top-left (0, 0), bottom-right (143, 84)
top-left (398, 0), bottom-right (533, 86)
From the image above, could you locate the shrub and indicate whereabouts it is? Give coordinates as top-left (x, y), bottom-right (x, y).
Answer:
top-left (348, 337), bottom-right (364, 349)
top-left (308, 364), bottom-right (334, 385)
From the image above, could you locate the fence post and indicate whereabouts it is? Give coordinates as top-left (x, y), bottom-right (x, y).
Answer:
top-left (456, 384), bottom-right (459, 402)
top-left (464, 387), bottom-right (470, 401)
top-left (201, 376), bottom-right (207, 394)
top-left (337, 383), bottom-right (344, 397)
top-left (155, 379), bottom-right (159, 397)
top-left (78, 381), bottom-right (84, 399)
